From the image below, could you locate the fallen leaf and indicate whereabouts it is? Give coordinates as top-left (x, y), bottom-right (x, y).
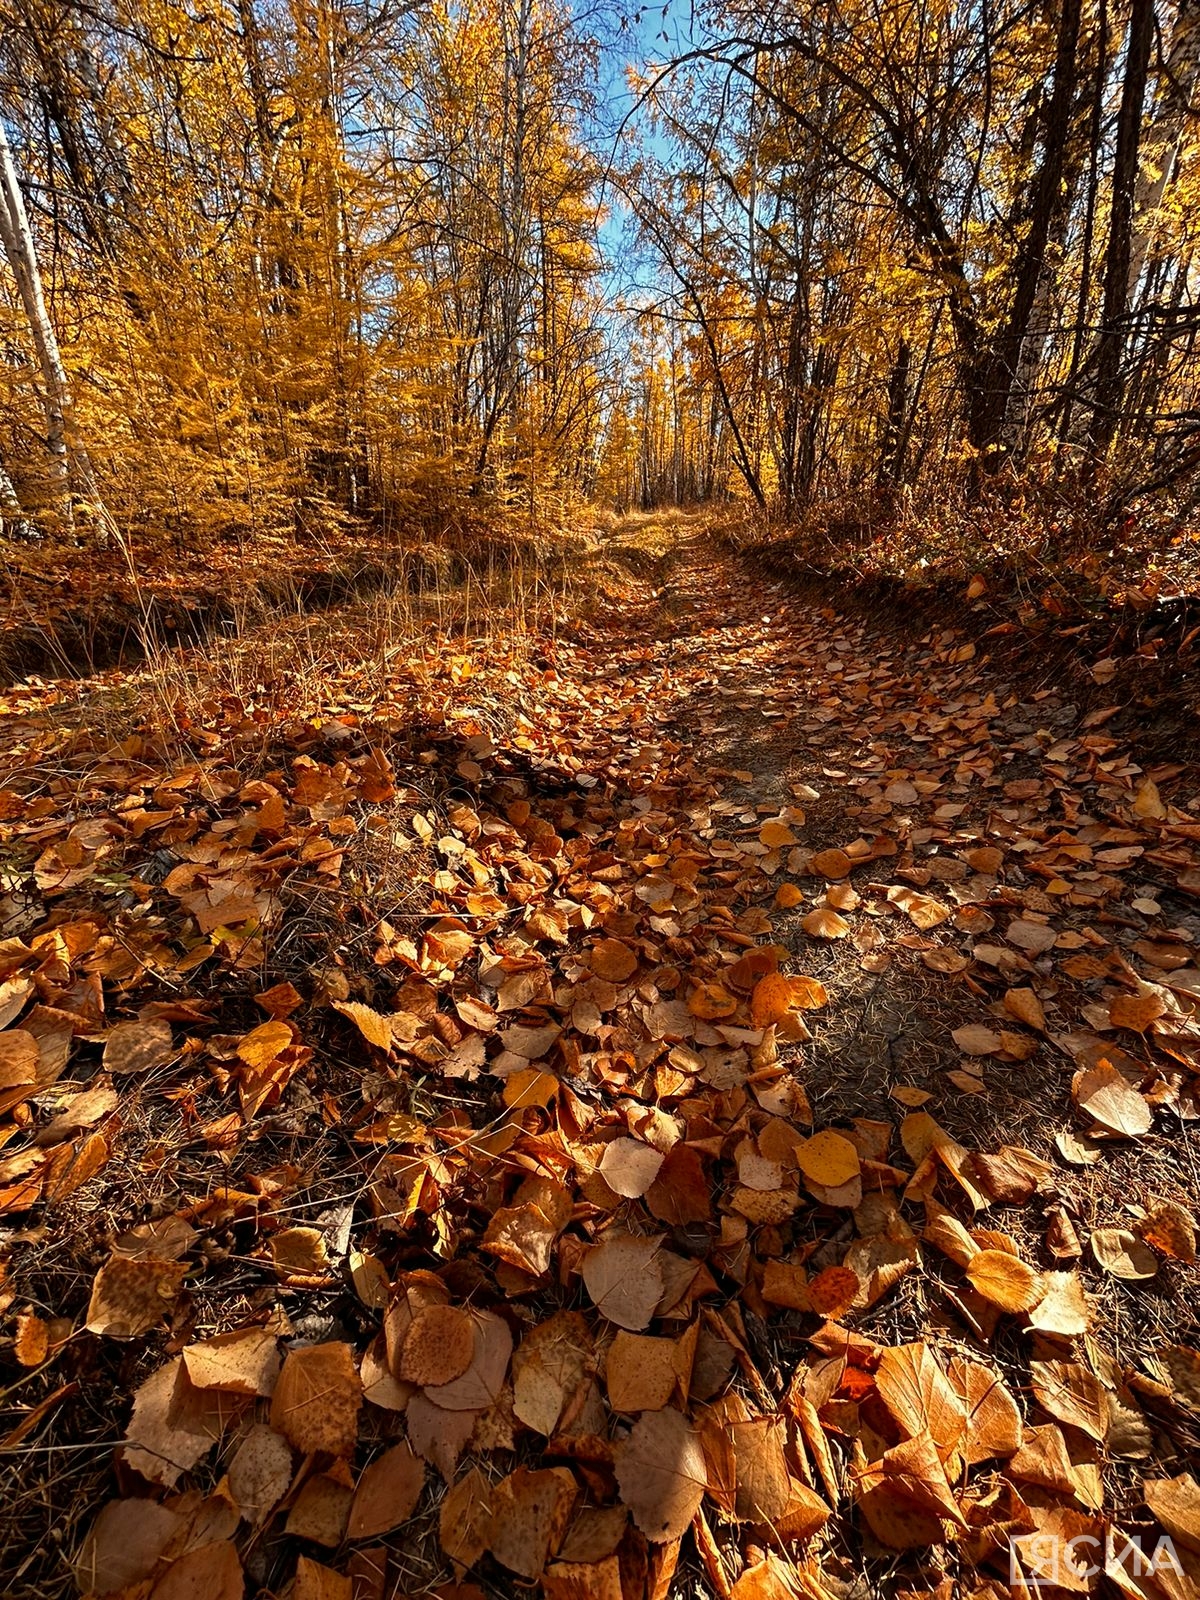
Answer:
top-left (1030, 1360), bottom-right (1109, 1441)
top-left (794, 1130), bottom-right (861, 1188)
top-left (348, 1442), bottom-right (425, 1539)
top-left (1144, 1473), bottom-right (1200, 1553)
top-left (614, 1407), bottom-right (707, 1542)
top-left (1072, 1060), bottom-right (1152, 1138)
top-left (183, 1325), bottom-right (280, 1396)
top-left (86, 1257), bottom-right (187, 1339)
top-left (1138, 1199), bottom-right (1197, 1263)
top-left (73, 1499), bottom-right (183, 1595)
top-left (102, 1018), bottom-right (174, 1076)
top-left (485, 1466), bottom-right (577, 1579)
top-left (270, 1342), bottom-right (361, 1456)
top-left (582, 1234), bottom-right (664, 1331)
top-left (606, 1330), bottom-right (687, 1413)
top-left (965, 1250), bottom-right (1044, 1313)
top-left (590, 939), bottom-right (638, 982)
top-left (397, 1304), bottom-right (476, 1386)
top-left (227, 1424), bottom-right (293, 1526)
top-left (598, 1138), bottom-right (665, 1199)
top-left (1090, 1228), bottom-right (1159, 1279)
top-left (145, 1540), bottom-right (243, 1600)
top-left (946, 1357), bottom-right (1023, 1463)
top-left (422, 1310), bottom-right (513, 1411)
top-left (801, 907), bottom-right (851, 939)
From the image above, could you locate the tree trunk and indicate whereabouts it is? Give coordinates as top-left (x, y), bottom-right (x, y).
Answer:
top-left (1127, 0), bottom-right (1200, 299)
top-left (0, 118), bottom-right (122, 544)
top-left (968, 0), bottom-right (1083, 462)
top-left (0, 118), bottom-right (72, 527)
top-left (1089, 0), bottom-right (1154, 456)
top-left (0, 453), bottom-right (30, 538)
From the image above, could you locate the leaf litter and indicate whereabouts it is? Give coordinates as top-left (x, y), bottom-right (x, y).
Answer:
top-left (0, 524), bottom-right (1197, 1597)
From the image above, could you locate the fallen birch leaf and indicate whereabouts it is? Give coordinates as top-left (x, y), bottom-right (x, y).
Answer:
top-left (582, 1234), bottom-right (664, 1331)
top-left (965, 1250), bottom-right (1044, 1313)
top-left (614, 1407), bottom-right (707, 1541)
top-left (1090, 1228), bottom-right (1159, 1279)
top-left (270, 1342), bottom-right (361, 1456)
top-left (348, 1442), bottom-right (425, 1539)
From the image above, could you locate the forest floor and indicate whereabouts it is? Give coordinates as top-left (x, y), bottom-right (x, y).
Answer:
top-left (0, 509), bottom-right (1198, 1600)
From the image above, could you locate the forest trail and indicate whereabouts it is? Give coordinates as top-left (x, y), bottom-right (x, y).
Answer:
top-left (2, 512), bottom-right (1199, 1600)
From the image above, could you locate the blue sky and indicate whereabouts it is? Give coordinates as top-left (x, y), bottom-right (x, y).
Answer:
top-left (591, 0), bottom-right (700, 305)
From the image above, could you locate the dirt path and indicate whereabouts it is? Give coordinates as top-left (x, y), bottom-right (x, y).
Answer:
top-left (2, 510), bottom-right (1199, 1599)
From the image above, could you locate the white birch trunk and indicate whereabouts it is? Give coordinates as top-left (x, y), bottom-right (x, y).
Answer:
top-left (0, 118), bottom-right (122, 547)
top-left (0, 118), bottom-right (73, 527)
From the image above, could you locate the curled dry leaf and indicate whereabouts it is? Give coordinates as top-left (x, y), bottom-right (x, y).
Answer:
top-left (1072, 1060), bottom-right (1152, 1138)
top-left (854, 1431), bottom-right (965, 1549)
top-left (482, 1203), bottom-right (560, 1276)
top-left (1137, 1199), bottom-right (1197, 1263)
top-left (1090, 1228), bottom-right (1159, 1280)
top-left (614, 1406), bottom-right (707, 1542)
